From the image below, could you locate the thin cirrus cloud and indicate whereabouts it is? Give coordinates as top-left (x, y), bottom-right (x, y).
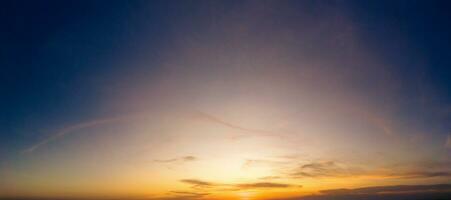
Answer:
top-left (169, 191), bottom-right (209, 196)
top-left (192, 111), bottom-right (281, 138)
top-left (167, 191), bottom-right (210, 199)
top-left (22, 116), bottom-right (130, 154)
top-left (236, 182), bottom-right (298, 189)
top-left (154, 156), bottom-right (198, 163)
top-left (363, 112), bottom-right (393, 136)
top-left (180, 179), bottom-right (299, 191)
top-left (348, 106), bottom-right (395, 137)
top-left (21, 111), bottom-right (269, 155)
top-left (21, 113), bottom-right (146, 154)
top-left (258, 176), bottom-right (282, 180)
top-left (152, 191), bottom-right (209, 200)
top-left (180, 179), bottom-right (218, 189)
top-left (446, 135), bottom-right (451, 149)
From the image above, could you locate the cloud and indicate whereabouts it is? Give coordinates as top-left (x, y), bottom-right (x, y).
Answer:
top-left (151, 196), bottom-right (202, 200)
top-left (320, 184), bottom-right (451, 195)
top-left (390, 171), bottom-right (451, 179)
top-left (288, 160), bottom-right (451, 180)
top-left (290, 161), bottom-right (359, 178)
top-left (180, 179), bottom-right (217, 188)
top-left (192, 111), bottom-right (281, 138)
top-left (353, 108), bottom-right (394, 136)
top-left (22, 115), bottom-right (135, 154)
top-left (152, 193), bottom-right (206, 200)
top-left (180, 179), bottom-right (298, 191)
top-left (269, 184), bottom-right (451, 200)
top-left (183, 156), bottom-right (197, 161)
top-left (236, 182), bottom-right (298, 189)
top-left (170, 191), bottom-right (209, 196)
top-left (383, 160), bottom-right (451, 179)
top-left (366, 114), bottom-right (393, 136)
top-left (144, 190), bottom-right (209, 200)
top-left (446, 135), bottom-right (451, 149)
top-left (259, 176), bottom-right (282, 180)
top-left (166, 191), bottom-right (210, 200)
top-left (154, 156), bottom-right (198, 163)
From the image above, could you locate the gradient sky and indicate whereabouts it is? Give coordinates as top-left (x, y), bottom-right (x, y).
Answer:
top-left (1, 1), bottom-right (451, 200)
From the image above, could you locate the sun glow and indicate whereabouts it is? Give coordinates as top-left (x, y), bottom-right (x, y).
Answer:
top-left (238, 191), bottom-right (256, 200)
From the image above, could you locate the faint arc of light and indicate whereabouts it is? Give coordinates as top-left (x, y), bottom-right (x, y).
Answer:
top-left (22, 115), bottom-right (133, 154)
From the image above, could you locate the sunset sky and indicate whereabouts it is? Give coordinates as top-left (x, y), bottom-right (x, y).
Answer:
top-left (1, 1), bottom-right (451, 200)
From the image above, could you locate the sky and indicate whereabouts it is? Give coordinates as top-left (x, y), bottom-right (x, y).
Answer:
top-left (1, 0), bottom-right (451, 200)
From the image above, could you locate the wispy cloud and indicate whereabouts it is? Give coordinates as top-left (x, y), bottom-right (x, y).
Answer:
top-left (258, 176), bottom-right (282, 180)
top-left (236, 182), bottom-right (298, 189)
top-left (150, 190), bottom-right (210, 200)
top-left (355, 108), bottom-right (394, 136)
top-left (179, 179), bottom-right (299, 191)
top-left (152, 191), bottom-right (208, 200)
top-left (22, 115), bottom-right (135, 154)
top-left (180, 179), bottom-right (217, 189)
top-left (167, 191), bottom-right (209, 200)
top-left (290, 161), bottom-right (360, 178)
top-left (154, 156), bottom-right (198, 163)
top-left (192, 111), bottom-right (281, 138)
top-left (320, 184), bottom-right (451, 195)
top-left (446, 135), bottom-right (451, 149)
top-left (382, 160), bottom-right (451, 179)
top-left (287, 160), bottom-right (451, 180)
top-left (269, 184), bottom-right (451, 200)
top-left (170, 191), bottom-right (209, 196)
top-left (390, 171), bottom-right (451, 179)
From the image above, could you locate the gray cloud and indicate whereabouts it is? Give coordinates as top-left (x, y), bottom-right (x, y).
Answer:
top-left (391, 171), bottom-right (451, 179)
top-left (320, 184), bottom-right (451, 195)
top-left (268, 184), bottom-right (451, 200)
top-left (288, 160), bottom-right (451, 180)
top-left (290, 161), bottom-right (358, 178)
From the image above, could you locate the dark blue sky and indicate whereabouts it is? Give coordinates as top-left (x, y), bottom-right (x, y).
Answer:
top-left (1, 0), bottom-right (172, 157)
